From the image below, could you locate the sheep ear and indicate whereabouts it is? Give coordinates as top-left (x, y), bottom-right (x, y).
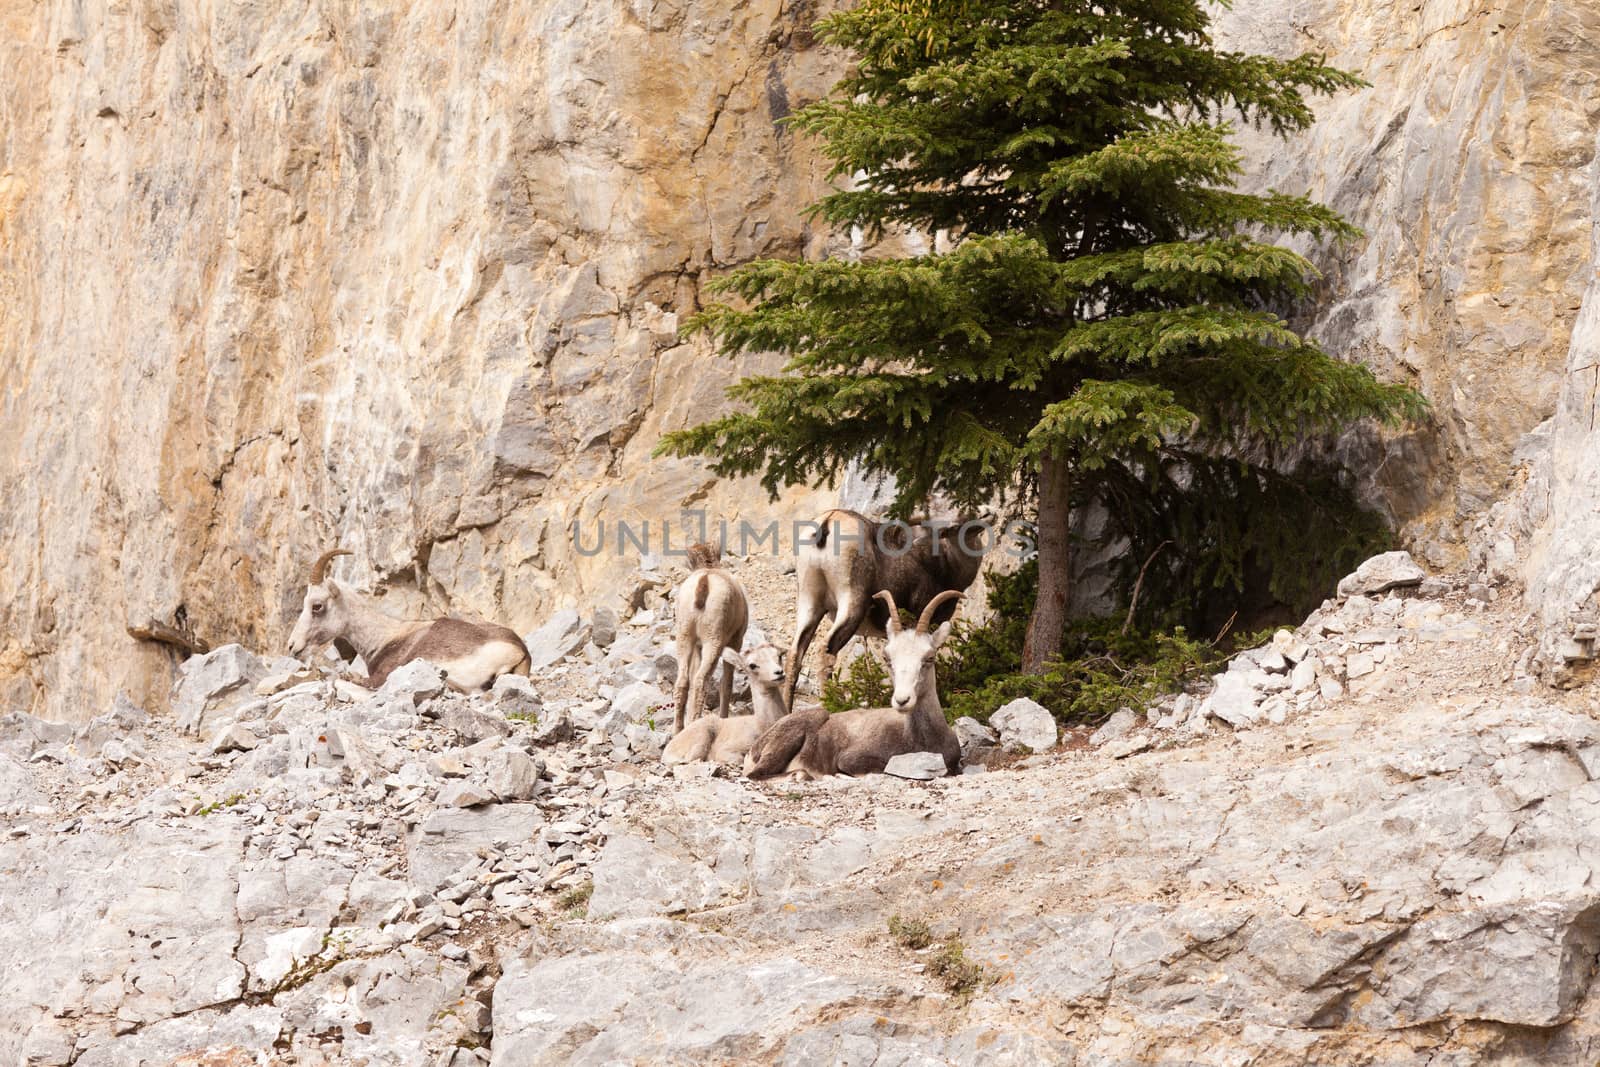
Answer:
top-left (931, 620), bottom-right (954, 648)
top-left (720, 646), bottom-right (744, 669)
top-left (326, 581), bottom-right (342, 600)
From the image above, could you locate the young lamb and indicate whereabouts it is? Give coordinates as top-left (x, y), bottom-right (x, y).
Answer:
top-left (661, 644), bottom-right (788, 765)
top-left (671, 553), bottom-right (750, 733)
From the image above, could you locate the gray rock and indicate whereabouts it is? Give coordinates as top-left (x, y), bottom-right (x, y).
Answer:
top-left (1090, 708), bottom-right (1139, 747)
top-left (883, 752), bottom-right (949, 780)
top-left (491, 673), bottom-right (542, 719)
top-left (208, 722), bottom-right (260, 754)
top-left (375, 660), bottom-right (448, 707)
top-left (529, 709), bottom-right (574, 746)
top-left (952, 716), bottom-right (998, 758)
top-left (990, 698), bottom-right (1059, 752)
top-left (485, 748), bottom-right (543, 801)
top-left (1203, 670), bottom-right (1263, 727)
top-left (1271, 628), bottom-right (1312, 663)
top-left (611, 681), bottom-right (668, 727)
top-left (1336, 551), bottom-right (1426, 598)
top-left (172, 644), bottom-right (269, 734)
top-left (440, 701), bottom-right (513, 744)
top-left (592, 605), bottom-right (619, 647)
top-left (525, 609), bottom-right (589, 670)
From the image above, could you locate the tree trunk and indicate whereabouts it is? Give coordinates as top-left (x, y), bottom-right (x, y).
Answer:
top-left (1022, 451), bottom-right (1072, 673)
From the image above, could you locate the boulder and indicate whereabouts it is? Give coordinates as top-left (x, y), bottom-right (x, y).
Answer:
top-left (990, 698), bottom-right (1059, 752)
top-left (883, 751), bottom-right (950, 780)
top-left (952, 716), bottom-right (998, 759)
top-left (374, 660), bottom-right (447, 708)
top-left (1203, 671), bottom-right (1263, 728)
top-left (592, 606), bottom-right (619, 648)
top-left (491, 673), bottom-right (542, 719)
top-left (485, 748), bottom-right (543, 801)
top-left (1090, 708), bottom-right (1139, 747)
top-left (1337, 551), bottom-right (1426, 598)
top-left (172, 645), bottom-right (270, 734)
top-left (525, 609), bottom-right (589, 670)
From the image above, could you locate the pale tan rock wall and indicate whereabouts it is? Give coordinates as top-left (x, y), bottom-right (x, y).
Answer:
top-left (1219, 0), bottom-right (1600, 556)
top-left (4, 0), bottom-right (1599, 720)
top-left (0, 0), bottom-right (837, 719)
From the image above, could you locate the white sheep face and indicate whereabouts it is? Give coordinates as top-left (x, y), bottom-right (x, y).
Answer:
top-left (884, 622), bottom-right (952, 712)
top-left (287, 582), bottom-right (350, 660)
top-left (744, 645), bottom-right (787, 688)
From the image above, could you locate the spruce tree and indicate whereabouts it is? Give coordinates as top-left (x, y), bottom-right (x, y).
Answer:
top-left (659, 0), bottom-right (1425, 672)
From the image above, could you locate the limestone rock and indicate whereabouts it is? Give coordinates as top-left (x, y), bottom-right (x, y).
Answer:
top-left (1203, 671), bottom-right (1263, 728)
top-left (952, 716), bottom-right (998, 759)
top-left (990, 699), bottom-right (1059, 752)
top-left (1089, 708), bottom-right (1139, 747)
top-left (172, 646), bottom-right (269, 734)
top-left (376, 661), bottom-right (447, 708)
top-left (526, 610), bottom-right (589, 671)
top-left (1337, 552), bottom-right (1426, 599)
top-left (883, 752), bottom-right (949, 780)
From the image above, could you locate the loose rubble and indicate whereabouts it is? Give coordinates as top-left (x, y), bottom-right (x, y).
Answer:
top-left (3, 553), bottom-right (1599, 1064)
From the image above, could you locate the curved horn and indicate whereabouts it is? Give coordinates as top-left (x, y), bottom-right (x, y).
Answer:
top-left (916, 590), bottom-right (964, 634)
top-left (874, 590), bottom-right (904, 636)
top-left (309, 549), bottom-right (353, 585)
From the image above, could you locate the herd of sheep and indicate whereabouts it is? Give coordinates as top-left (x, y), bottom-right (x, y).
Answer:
top-left (286, 508), bottom-right (991, 781)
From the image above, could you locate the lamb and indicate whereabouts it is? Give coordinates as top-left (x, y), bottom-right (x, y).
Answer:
top-left (671, 548), bottom-right (750, 733)
top-left (746, 589), bottom-right (963, 780)
top-left (661, 644), bottom-right (788, 765)
top-left (785, 509), bottom-right (985, 709)
top-left (286, 549), bottom-right (530, 691)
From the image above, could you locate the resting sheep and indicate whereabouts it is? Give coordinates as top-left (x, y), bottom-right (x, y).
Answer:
top-left (287, 549), bottom-right (529, 691)
top-left (746, 590), bottom-right (963, 780)
top-left (661, 644), bottom-right (788, 765)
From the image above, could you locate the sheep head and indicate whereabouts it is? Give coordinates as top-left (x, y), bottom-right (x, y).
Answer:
top-left (287, 549), bottom-right (354, 660)
top-left (875, 589), bottom-right (962, 713)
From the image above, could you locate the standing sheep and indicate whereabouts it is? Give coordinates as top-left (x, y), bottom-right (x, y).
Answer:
top-left (671, 544), bottom-right (750, 733)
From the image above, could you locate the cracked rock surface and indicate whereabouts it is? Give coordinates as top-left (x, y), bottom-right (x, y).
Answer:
top-left (3, 569), bottom-right (1600, 1064)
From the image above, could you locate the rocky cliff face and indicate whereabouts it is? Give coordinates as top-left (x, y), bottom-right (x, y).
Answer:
top-left (0, 0), bottom-right (839, 721)
top-left (3, 0), bottom-right (1599, 722)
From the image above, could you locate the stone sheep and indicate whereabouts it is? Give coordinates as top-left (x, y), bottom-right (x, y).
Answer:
top-left (785, 509), bottom-right (985, 708)
top-left (746, 590), bottom-right (963, 780)
top-left (671, 549), bottom-right (750, 733)
top-left (661, 643), bottom-right (788, 765)
top-left (286, 549), bottom-right (529, 691)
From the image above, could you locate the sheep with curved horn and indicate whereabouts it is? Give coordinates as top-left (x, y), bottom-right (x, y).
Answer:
top-left (287, 548), bottom-right (530, 691)
top-left (744, 589), bottom-right (964, 780)
top-left (785, 509), bottom-right (987, 710)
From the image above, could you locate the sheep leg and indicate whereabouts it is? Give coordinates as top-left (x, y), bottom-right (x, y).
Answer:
top-left (787, 601), bottom-right (827, 711)
top-left (820, 596), bottom-right (871, 687)
top-left (672, 637), bottom-right (698, 734)
top-left (689, 639), bottom-right (722, 726)
top-left (835, 746), bottom-right (889, 778)
top-left (718, 657), bottom-right (735, 718)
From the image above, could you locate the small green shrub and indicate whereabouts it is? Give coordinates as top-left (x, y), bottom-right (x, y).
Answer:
top-left (557, 881), bottom-right (594, 918)
top-left (938, 563), bottom-right (1263, 725)
top-left (821, 647), bottom-right (891, 713)
top-left (927, 937), bottom-right (991, 1002)
top-left (887, 916), bottom-right (992, 1001)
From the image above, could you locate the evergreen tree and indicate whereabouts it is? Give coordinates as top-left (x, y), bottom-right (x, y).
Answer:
top-left (659, 0), bottom-right (1425, 672)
